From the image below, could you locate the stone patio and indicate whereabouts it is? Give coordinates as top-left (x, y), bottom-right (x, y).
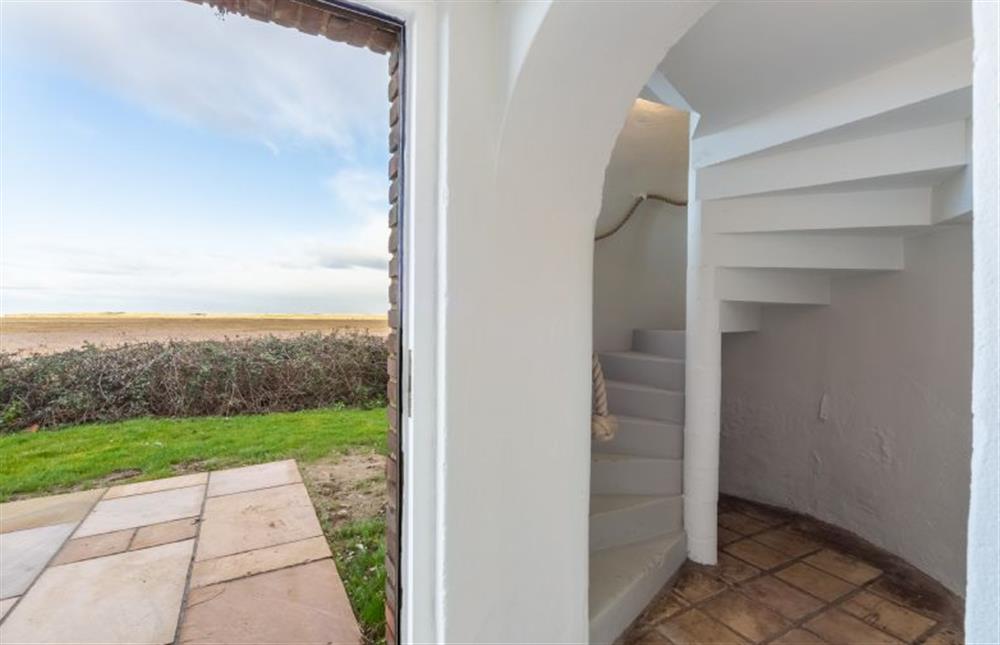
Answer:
top-left (0, 460), bottom-right (361, 644)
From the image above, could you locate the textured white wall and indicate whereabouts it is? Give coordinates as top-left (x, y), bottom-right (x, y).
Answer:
top-left (965, 0), bottom-right (999, 639)
top-left (594, 100), bottom-right (689, 352)
top-left (720, 225), bottom-right (973, 594)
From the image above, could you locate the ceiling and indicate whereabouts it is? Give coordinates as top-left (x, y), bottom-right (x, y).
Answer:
top-left (658, 0), bottom-right (971, 136)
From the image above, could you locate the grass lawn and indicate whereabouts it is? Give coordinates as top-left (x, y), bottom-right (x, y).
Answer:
top-left (0, 406), bottom-right (386, 501)
top-left (0, 406), bottom-right (390, 643)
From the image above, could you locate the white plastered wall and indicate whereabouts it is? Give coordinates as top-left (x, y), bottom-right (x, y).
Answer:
top-left (593, 100), bottom-right (689, 352)
top-left (965, 0), bottom-right (999, 640)
top-left (374, 2), bottom-right (713, 642)
top-left (720, 226), bottom-right (973, 594)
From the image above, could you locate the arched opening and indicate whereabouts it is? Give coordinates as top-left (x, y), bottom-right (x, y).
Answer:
top-left (589, 98), bottom-right (691, 643)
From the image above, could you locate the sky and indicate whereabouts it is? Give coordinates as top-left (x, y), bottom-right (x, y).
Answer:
top-left (0, 1), bottom-right (391, 314)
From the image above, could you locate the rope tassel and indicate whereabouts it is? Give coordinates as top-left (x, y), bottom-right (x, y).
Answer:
top-left (592, 353), bottom-right (618, 441)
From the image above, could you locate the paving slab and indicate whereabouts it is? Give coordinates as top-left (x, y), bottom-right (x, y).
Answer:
top-left (191, 535), bottom-right (331, 588)
top-left (75, 485), bottom-right (204, 538)
top-left (52, 528), bottom-right (134, 566)
top-left (0, 522), bottom-right (76, 599)
top-left (0, 539), bottom-right (194, 644)
top-left (0, 489), bottom-right (105, 534)
top-left (104, 473), bottom-right (208, 500)
top-left (206, 460), bottom-right (301, 497)
top-left (195, 483), bottom-right (322, 561)
top-left (179, 559), bottom-right (361, 644)
top-left (132, 517), bottom-right (199, 551)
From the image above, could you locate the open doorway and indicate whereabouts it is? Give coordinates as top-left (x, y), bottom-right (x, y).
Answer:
top-left (0, 1), bottom-right (403, 643)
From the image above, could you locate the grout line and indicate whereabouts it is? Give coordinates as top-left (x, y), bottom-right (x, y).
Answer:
top-left (189, 553), bottom-right (335, 591)
top-left (189, 532), bottom-right (328, 566)
top-left (203, 478), bottom-right (305, 500)
top-left (101, 480), bottom-right (208, 501)
top-left (171, 479), bottom-right (211, 645)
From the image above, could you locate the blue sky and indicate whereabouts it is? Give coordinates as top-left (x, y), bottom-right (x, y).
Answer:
top-left (1, 1), bottom-right (390, 314)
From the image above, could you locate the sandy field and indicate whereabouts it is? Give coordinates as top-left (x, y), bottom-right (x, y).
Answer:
top-left (0, 314), bottom-right (390, 356)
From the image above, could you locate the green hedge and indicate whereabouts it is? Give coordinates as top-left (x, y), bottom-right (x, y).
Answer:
top-left (0, 332), bottom-right (388, 433)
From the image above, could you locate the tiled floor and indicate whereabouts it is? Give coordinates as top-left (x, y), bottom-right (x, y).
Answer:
top-left (0, 460), bottom-right (361, 644)
top-left (626, 496), bottom-right (965, 645)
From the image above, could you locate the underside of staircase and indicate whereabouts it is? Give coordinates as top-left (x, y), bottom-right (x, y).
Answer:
top-left (589, 329), bottom-right (686, 644)
top-left (591, 29), bottom-right (971, 644)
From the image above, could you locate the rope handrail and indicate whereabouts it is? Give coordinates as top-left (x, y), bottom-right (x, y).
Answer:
top-left (594, 193), bottom-right (687, 241)
top-left (591, 353), bottom-right (618, 441)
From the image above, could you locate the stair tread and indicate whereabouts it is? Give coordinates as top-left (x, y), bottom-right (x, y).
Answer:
top-left (600, 351), bottom-right (684, 364)
top-left (605, 380), bottom-right (684, 395)
top-left (614, 414), bottom-right (683, 428)
top-left (589, 532), bottom-right (685, 614)
top-left (590, 494), bottom-right (678, 516)
top-left (592, 452), bottom-right (681, 464)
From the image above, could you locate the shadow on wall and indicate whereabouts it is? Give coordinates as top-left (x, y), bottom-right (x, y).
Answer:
top-left (594, 99), bottom-right (689, 353)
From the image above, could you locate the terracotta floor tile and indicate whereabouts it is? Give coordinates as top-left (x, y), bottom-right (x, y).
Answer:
top-left (0, 489), bottom-right (104, 534)
top-left (674, 565), bottom-right (728, 603)
top-left (206, 460), bottom-right (301, 497)
top-left (195, 483), bottom-right (322, 561)
top-left (715, 552), bottom-right (761, 584)
top-left (179, 559), bottom-right (361, 644)
top-left (841, 590), bottom-right (936, 642)
top-left (740, 575), bottom-right (824, 620)
top-left (0, 597), bottom-right (18, 620)
top-left (865, 577), bottom-right (948, 622)
top-left (805, 549), bottom-right (882, 585)
top-left (923, 626), bottom-right (964, 644)
top-left (630, 626), bottom-right (672, 644)
top-left (719, 512), bottom-right (770, 536)
top-left (775, 562), bottom-right (855, 602)
top-left (753, 528), bottom-right (821, 558)
top-left (75, 485), bottom-right (204, 537)
top-left (104, 473), bottom-right (208, 500)
top-left (724, 539), bottom-right (795, 570)
top-left (804, 608), bottom-right (903, 644)
top-left (0, 539), bottom-right (194, 644)
top-left (658, 609), bottom-right (747, 644)
top-left (191, 536), bottom-right (330, 589)
top-left (51, 529), bottom-right (133, 566)
top-left (0, 522), bottom-right (76, 599)
top-left (131, 517), bottom-right (199, 551)
top-left (640, 591), bottom-right (688, 625)
top-left (771, 628), bottom-right (828, 644)
top-left (719, 527), bottom-right (742, 545)
top-left (701, 590), bottom-right (792, 641)
top-left (737, 505), bottom-right (789, 527)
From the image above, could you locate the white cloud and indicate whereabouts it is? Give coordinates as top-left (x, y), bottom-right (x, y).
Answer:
top-left (2, 1), bottom-right (389, 156)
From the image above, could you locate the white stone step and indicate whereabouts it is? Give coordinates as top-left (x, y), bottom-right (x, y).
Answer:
top-left (716, 267), bottom-right (831, 305)
top-left (590, 495), bottom-right (683, 552)
top-left (697, 120), bottom-right (968, 200)
top-left (591, 453), bottom-right (682, 496)
top-left (714, 232), bottom-right (904, 271)
top-left (589, 532), bottom-right (687, 644)
top-left (599, 351), bottom-right (685, 391)
top-left (605, 381), bottom-right (684, 423)
top-left (720, 302), bottom-right (761, 333)
top-left (631, 329), bottom-right (685, 359)
top-left (705, 187), bottom-right (932, 234)
top-left (592, 416), bottom-right (682, 459)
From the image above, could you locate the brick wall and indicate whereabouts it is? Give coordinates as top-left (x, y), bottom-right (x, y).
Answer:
top-left (188, 1), bottom-right (403, 641)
